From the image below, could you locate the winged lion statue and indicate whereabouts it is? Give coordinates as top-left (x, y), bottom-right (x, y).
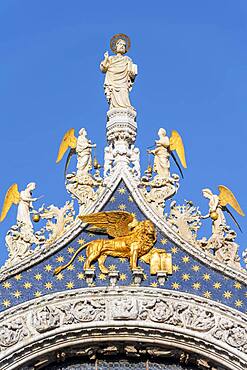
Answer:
top-left (54, 211), bottom-right (157, 275)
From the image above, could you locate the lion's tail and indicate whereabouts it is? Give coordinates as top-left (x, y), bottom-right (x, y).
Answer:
top-left (53, 241), bottom-right (91, 275)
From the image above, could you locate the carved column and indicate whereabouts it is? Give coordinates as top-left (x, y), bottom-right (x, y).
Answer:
top-left (105, 108), bottom-right (138, 169)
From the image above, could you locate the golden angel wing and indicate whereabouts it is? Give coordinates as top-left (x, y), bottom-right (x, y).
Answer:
top-left (218, 185), bottom-right (245, 216)
top-left (169, 130), bottom-right (187, 168)
top-left (79, 211), bottom-right (134, 238)
top-left (0, 184), bottom-right (20, 222)
top-left (56, 128), bottom-right (77, 163)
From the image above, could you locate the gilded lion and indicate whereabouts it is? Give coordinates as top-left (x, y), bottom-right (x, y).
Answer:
top-left (54, 211), bottom-right (156, 275)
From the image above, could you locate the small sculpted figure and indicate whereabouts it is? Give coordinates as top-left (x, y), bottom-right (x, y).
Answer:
top-left (104, 146), bottom-right (114, 178)
top-left (148, 128), bottom-right (187, 179)
top-left (0, 183), bottom-right (39, 229)
top-left (100, 34), bottom-right (137, 109)
top-left (131, 146), bottom-right (141, 178)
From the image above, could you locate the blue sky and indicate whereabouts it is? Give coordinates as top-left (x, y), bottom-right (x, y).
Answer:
top-left (0, 1), bottom-right (246, 264)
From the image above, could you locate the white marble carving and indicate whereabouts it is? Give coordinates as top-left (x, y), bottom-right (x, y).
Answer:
top-left (167, 201), bottom-right (201, 244)
top-left (0, 288), bottom-right (246, 370)
top-left (39, 201), bottom-right (75, 243)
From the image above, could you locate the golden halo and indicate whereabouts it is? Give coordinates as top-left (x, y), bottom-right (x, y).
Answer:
top-left (110, 33), bottom-right (131, 54)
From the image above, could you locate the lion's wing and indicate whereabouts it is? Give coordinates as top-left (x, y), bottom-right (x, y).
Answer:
top-left (79, 211), bottom-right (134, 238)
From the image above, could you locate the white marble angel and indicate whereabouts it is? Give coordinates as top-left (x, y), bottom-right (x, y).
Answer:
top-left (56, 128), bottom-right (96, 178)
top-left (148, 128), bottom-right (187, 179)
top-left (0, 182), bottom-right (39, 229)
top-left (100, 34), bottom-right (137, 109)
top-left (201, 186), bottom-right (245, 235)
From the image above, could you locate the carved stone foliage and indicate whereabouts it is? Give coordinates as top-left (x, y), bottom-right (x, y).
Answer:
top-left (39, 201), bottom-right (75, 244)
top-left (1, 222), bottom-right (45, 272)
top-left (66, 173), bottom-right (103, 214)
top-left (0, 288), bottom-right (246, 370)
top-left (166, 201), bottom-right (201, 244)
top-left (198, 226), bottom-right (242, 270)
top-left (140, 175), bottom-right (180, 217)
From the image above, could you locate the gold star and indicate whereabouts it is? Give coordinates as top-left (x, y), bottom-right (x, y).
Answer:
top-left (119, 258), bottom-right (127, 263)
top-left (161, 238), bottom-right (168, 245)
top-left (128, 196), bottom-right (133, 202)
top-left (203, 273), bottom-right (211, 281)
top-left (118, 188), bottom-right (126, 194)
top-left (66, 281), bottom-right (74, 289)
top-left (109, 264), bottom-right (117, 271)
top-left (67, 264), bottom-right (75, 271)
top-left (2, 299), bottom-right (11, 308)
top-left (171, 247), bottom-right (178, 254)
top-left (56, 273), bottom-right (64, 281)
top-left (78, 255), bottom-right (85, 262)
top-left (182, 256), bottom-right (190, 263)
top-left (78, 239), bottom-right (85, 246)
top-left (14, 274), bottom-right (22, 281)
top-left (99, 273), bottom-right (107, 280)
top-left (223, 290), bottom-right (232, 299)
top-left (110, 196), bottom-right (116, 203)
top-left (67, 247), bottom-right (75, 254)
top-left (2, 281), bottom-right (11, 289)
top-left (56, 256), bottom-right (64, 263)
top-left (213, 282), bottom-right (221, 289)
top-left (172, 282), bottom-right (181, 290)
top-left (235, 299), bottom-right (243, 307)
top-left (173, 264), bottom-right (180, 272)
top-left (35, 273), bottom-right (42, 281)
top-left (12, 290), bottom-right (22, 299)
top-left (77, 272), bottom-right (85, 280)
top-left (182, 273), bottom-right (190, 281)
top-left (44, 264), bottom-right (52, 272)
top-left (192, 265), bottom-right (200, 272)
top-left (118, 204), bottom-right (126, 211)
top-left (192, 282), bottom-right (201, 290)
top-left (119, 273), bottom-right (127, 281)
top-left (233, 282), bottom-right (242, 290)
top-left (44, 282), bottom-right (53, 290)
top-left (203, 290), bottom-right (212, 299)
top-left (23, 282), bottom-right (32, 289)
top-left (34, 291), bottom-right (42, 298)
top-left (150, 282), bottom-right (158, 287)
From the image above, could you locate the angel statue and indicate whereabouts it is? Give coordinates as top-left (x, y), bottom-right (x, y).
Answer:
top-left (148, 128), bottom-right (187, 180)
top-left (100, 34), bottom-right (138, 110)
top-left (0, 183), bottom-right (39, 229)
top-left (56, 128), bottom-right (96, 178)
top-left (201, 185), bottom-right (245, 235)
top-left (54, 211), bottom-right (157, 275)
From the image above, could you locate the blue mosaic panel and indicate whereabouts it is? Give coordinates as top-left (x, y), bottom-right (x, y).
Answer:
top-left (0, 181), bottom-right (246, 314)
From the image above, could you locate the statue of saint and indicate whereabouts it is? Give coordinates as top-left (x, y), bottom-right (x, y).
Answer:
top-left (100, 34), bottom-right (137, 110)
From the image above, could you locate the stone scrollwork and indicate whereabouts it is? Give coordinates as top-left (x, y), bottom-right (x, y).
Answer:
top-left (1, 222), bottom-right (45, 271)
top-left (167, 200), bottom-right (202, 244)
top-left (39, 201), bottom-right (75, 244)
top-left (140, 174), bottom-right (180, 217)
top-left (0, 288), bottom-right (246, 369)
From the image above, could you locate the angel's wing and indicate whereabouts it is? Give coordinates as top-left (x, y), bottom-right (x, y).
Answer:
top-left (169, 130), bottom-right (187, 168)
top-left (56, 128), bottom-right (77, 163)
top-left (79, 211), bottom-right (135, 238)
top-left (0, 184), bottom-right (20, 222)
top-left (218, 185), bottom-right (245, 216)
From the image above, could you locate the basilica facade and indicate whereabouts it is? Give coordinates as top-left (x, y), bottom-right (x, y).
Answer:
top-left (0, 35), bottom-right (246, 370)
